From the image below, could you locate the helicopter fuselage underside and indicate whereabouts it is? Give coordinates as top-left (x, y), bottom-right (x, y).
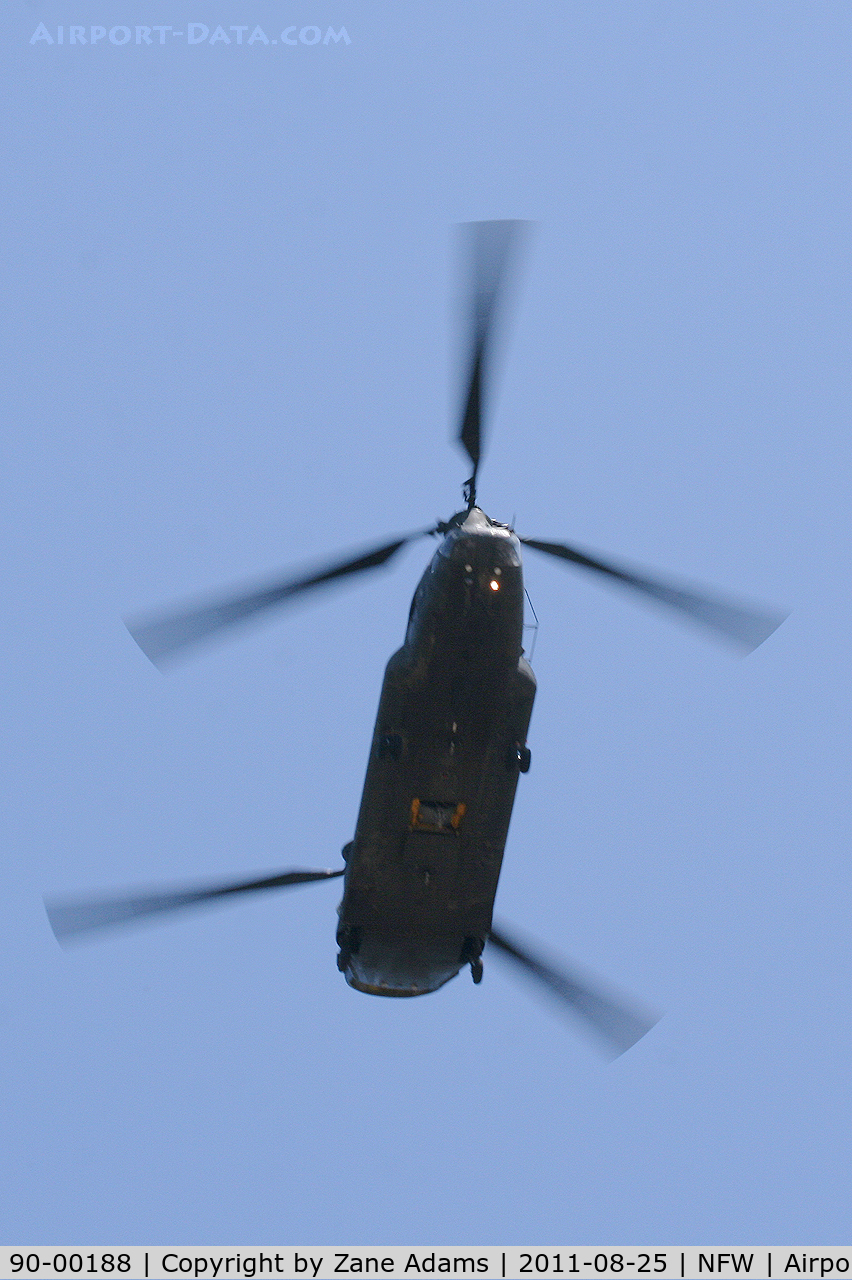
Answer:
top-left (336, 509), bottom-right (536, 997)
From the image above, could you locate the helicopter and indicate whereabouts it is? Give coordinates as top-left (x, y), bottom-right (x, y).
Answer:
top-left (46, 221), bottom-right (786, 1057)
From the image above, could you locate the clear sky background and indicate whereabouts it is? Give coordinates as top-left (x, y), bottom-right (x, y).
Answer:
top-left (3, 0), bottom-right (851, 1247)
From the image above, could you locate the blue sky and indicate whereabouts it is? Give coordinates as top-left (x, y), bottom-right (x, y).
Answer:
top-left (3, 0), bottom-right (851, 1246)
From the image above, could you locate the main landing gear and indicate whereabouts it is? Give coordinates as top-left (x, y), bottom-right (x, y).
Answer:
top-left (506, 742), bottom-right (531, 772)
top-left (461, 936), bottom-right (484, 983)
top-left (336, 925), bottom-right (361, 972)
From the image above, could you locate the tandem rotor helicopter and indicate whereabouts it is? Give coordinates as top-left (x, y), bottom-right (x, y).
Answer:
top-left (47, 222), bottom-right (786, 1057)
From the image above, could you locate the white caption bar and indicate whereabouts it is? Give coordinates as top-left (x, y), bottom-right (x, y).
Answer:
top-left (2, 1248), bottom-right (851, 1280)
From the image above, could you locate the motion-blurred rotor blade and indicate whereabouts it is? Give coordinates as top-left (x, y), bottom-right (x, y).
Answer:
top-left (457, 220), bottom-right (529, 494)
top-left (46, 867), bottom-right (345, 944)
top-left (521, 537), bottom-right (787, 652)
top-left (488, 924), bottom-right (659, 1058)
top-left (127, 532), bottom-right (430, 666)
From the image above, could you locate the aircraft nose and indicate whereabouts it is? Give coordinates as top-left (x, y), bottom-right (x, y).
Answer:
top-left (446, 537), bottom-right (523, 610)
top-left (450, 533), bottom-right (521, 573)
top-left (455, 540), bottom-right (498, 573)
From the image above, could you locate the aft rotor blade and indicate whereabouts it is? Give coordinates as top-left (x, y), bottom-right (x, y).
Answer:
top-left (46, 868), bottom-right (345, 944)
top-left (127, 532), bottom-right (429, 666)
top-left (488, 924), bottom-right (659, 1058)
top-left (521, 537), bottom-right (787, 652)
top-left (457, 220), bottom-right (529, 487)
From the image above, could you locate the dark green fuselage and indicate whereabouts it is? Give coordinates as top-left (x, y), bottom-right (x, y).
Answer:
top-left (336, 508), bottom-right (536, 996)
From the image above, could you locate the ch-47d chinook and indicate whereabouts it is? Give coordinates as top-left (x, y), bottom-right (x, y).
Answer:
top-left (46, 222), bottom-right (786, 1057)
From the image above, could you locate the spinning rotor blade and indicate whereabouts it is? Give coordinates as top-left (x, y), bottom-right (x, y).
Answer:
top-left (488, 924), bottom-right (659, 1058)
top-left (457, 220), bottom-right (529, 493)
top-left (46, 867), bottom-right (345, 944)
top-left (127, 532), bottom-right (430, 666)
top-left (521, 537), bottom-right (787, 652)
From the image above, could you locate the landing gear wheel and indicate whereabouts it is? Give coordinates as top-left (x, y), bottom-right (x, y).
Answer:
top-left (506, 742), bottom-right (531, 772)
top-left (460, 935), bottom-right (484, 983)
top-left (336, 926), bottom-right (360, 972)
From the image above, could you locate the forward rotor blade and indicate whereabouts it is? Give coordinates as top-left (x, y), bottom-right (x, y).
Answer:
top-left (127, 532), bottom-right (429, 666)
top-left (46, 867), bottom-right (345, 944)
top-left (521, 537), bottom-right (787, 652)
top-left (457, 220), bottom-right (529, 483)
top-left (488, 924), bottom-right (659, 1058)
